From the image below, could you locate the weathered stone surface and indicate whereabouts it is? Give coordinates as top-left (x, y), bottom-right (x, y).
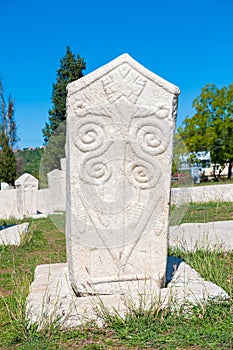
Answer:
top-left (37, 188), bottom-right (54, 216)
top-left (15, 173), bottom-right (38, 217)
top-left (66, 53), bottom-right (180, 295)
top-left (169, 221), bottom-right (233, 252)
top-left (166, 262), bottom-right (229, 306)
top-left (47, 169), bottom-right (66, 212)
top-left (0, 222), bottom-right (29, 245)
top-left (1, 182), bottom-right (9, 190)
top-left (0, 189), bottom-right (18, 219)
top-left (60, 158), bottom-right (66, 172)
top-left (26, 258), bottom-right (229, 329)
top-left (171, 184), bottom-right (233, 205)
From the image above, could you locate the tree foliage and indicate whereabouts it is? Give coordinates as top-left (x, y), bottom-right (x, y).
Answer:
top-left (40, 122), bottom-right (66, 187)
top-left (172, 132), bottom-right (189, 174)
top-left (178, 83), bottom-right (233, 179)
top-left (0, 131), bottom-right (16, 186)
top-left (0, 80), bottom-right (17, 186)
top-left (41, 47), bottom-right (85, 175)
top-left (0, 81), bottom-right (18, 149)
top-left (15, 148), bottom-right (43, 179)
top-left (42, 46), bottom-right (86, 144)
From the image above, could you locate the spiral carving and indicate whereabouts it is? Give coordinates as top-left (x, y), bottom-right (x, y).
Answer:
top-left (135, 124), bottom-right (168, 156)
top-left (126, 161), bottom-right (160, 189)
top-left (75, 122), bottom-right (105, 152)
top-left (81, 158), bottom-right (112, 186)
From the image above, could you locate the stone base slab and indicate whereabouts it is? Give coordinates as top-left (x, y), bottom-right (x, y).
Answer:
top-left (169, 221), bottom-right (233, 251)
top-left (26, 257), bottom-right (229, 329)
top-left (0, 223), bottom-right (29, 245)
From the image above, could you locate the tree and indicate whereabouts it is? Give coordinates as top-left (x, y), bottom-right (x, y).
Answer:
top-left (172, 132), bottom-right (189, 174)
top-left (42, 46), bottom-right (86, 143)
top-left (0, 80), bottom-right (17, 186)
top-left (0, 131), bottom-right (16, 186)
top-left (41, 47), bottom-right (85, 174)
top-left (0, 81), bottom-right (18, 149)
top-left (178, 83), bottom-right (233, 180)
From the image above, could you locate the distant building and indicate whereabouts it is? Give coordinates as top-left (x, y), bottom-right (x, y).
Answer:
top-left (178, 151), bottom-right (211, 169)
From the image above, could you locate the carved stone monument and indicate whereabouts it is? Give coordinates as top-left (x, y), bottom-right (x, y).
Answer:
top-left (47, 161), bottom-right (66, 212)
top-left (15, 173), bottom-right (38, 217)
top-left (66, 53), bottom-right (180, 296)
top-left (26, 55), bottom-right (229, 329)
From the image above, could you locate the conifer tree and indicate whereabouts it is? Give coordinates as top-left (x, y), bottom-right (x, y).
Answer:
top-left (0, 131), bottom-right (16, 186)
top-left (0, 80), bottom-right (17, 186)
top-left (41, 47), bottom-right (85, 174)
top-left (42, 47), bottom-right (86, 143)
top-left (0, 81), bottom-right (18, 149)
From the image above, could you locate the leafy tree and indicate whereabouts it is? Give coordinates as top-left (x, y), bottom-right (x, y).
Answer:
top-left (178, 83), bottom-right (233, 180)
top-left (0, 81), bottom-right (18, 149)
top-left (172, 132), bottom-right (189, 174)
top-left (0, 131), bottom-right (16, 186)
top-left (42, 46), bottom-right (86, 144)
top-left (15, 148), bottom-right (44, 179)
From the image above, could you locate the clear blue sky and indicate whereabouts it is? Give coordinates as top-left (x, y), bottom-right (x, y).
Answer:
top-left (0, 0), bottom-right (232, 149)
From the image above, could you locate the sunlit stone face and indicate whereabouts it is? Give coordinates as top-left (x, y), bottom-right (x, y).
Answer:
top-left (66, 54), bottom-right (179, 296)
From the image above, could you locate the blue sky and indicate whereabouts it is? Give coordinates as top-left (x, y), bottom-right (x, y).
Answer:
top-left (0, 0), bottom-right (232, 149)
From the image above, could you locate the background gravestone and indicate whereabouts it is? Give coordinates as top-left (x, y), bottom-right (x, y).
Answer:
top-left (47, 167), bottom-right (66, 212)
top-left (0, 182), bottom-right (9, 190)
top-left (15, 173), bottom-right (38, 217)
top-left (66, 54), bottom-right (179, 296)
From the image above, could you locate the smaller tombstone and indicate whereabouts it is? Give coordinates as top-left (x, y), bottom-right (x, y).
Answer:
top-left (15, 173), bottom-right (38, 217)
top-left (1, 182), bottom-right (9, 190)
top-left (47, 169), bottom-right (66, 212)
top-left (190, 167), bottom-right (200, 184)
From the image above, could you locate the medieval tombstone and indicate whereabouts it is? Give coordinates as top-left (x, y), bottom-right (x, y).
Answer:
top-left (27, 55), bottom-right (229, 329)
top-left (47, 168), bottom-right (66, 212)
top-left (15, 173), bottom-right (38, 217)
top-left (66, 53), bottom-right (180, 296)
top-left (1, 182), bottom-right (9, 190)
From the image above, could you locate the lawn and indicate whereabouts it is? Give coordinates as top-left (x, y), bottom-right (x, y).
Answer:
top-left (170, 201), bottom-right (233, 226)
top-left (0, 203), bottom-right (232, 349)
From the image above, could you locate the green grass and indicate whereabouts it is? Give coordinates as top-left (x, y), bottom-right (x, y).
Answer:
top-left (170, 201), bottom-right (233, 226)
top-left (172, 177), bottom-right (233, 188)
top-left (0, 218), bottom-right (66, 295)
top-left (0, 213), bottom-right (232, 349)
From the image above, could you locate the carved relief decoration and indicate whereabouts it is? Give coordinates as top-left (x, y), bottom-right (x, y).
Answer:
top-left (70, 63), bottom-right (174, 248)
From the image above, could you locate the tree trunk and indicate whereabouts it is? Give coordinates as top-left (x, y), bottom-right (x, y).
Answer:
top-left (228, 160), bottom-right (233, 179)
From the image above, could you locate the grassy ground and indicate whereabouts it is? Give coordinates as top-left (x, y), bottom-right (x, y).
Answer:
top-left (172, 177), bottom-right (233, 188)
top-left (0, 204), bottom-right (232, 349)
top-left (170, 201), bottom-right (233, 226)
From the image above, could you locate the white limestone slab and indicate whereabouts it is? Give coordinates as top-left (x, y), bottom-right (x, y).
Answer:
top-left (0, 222), bottom-right (29, 245)
top-left (60, 158), bottom-right (66, 172)
top-left (15, 173), bottom-right (38, 217)
top-left (26, 258), bottom-right (229, 329)
top-left (166, 262), bottom-right (229, 306)
top-left (37, 188), bottom-right (54, 216)
top-left (1, 182), bottom-right (9, 190)
top-left (47, 169), bottom-right (66, 212)
top-left (169, 221), bottom-right (233, 251)
top-left (66, 53), bottom-right (180, 296)
top-left (171, 184), bottom-right (233, 205)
